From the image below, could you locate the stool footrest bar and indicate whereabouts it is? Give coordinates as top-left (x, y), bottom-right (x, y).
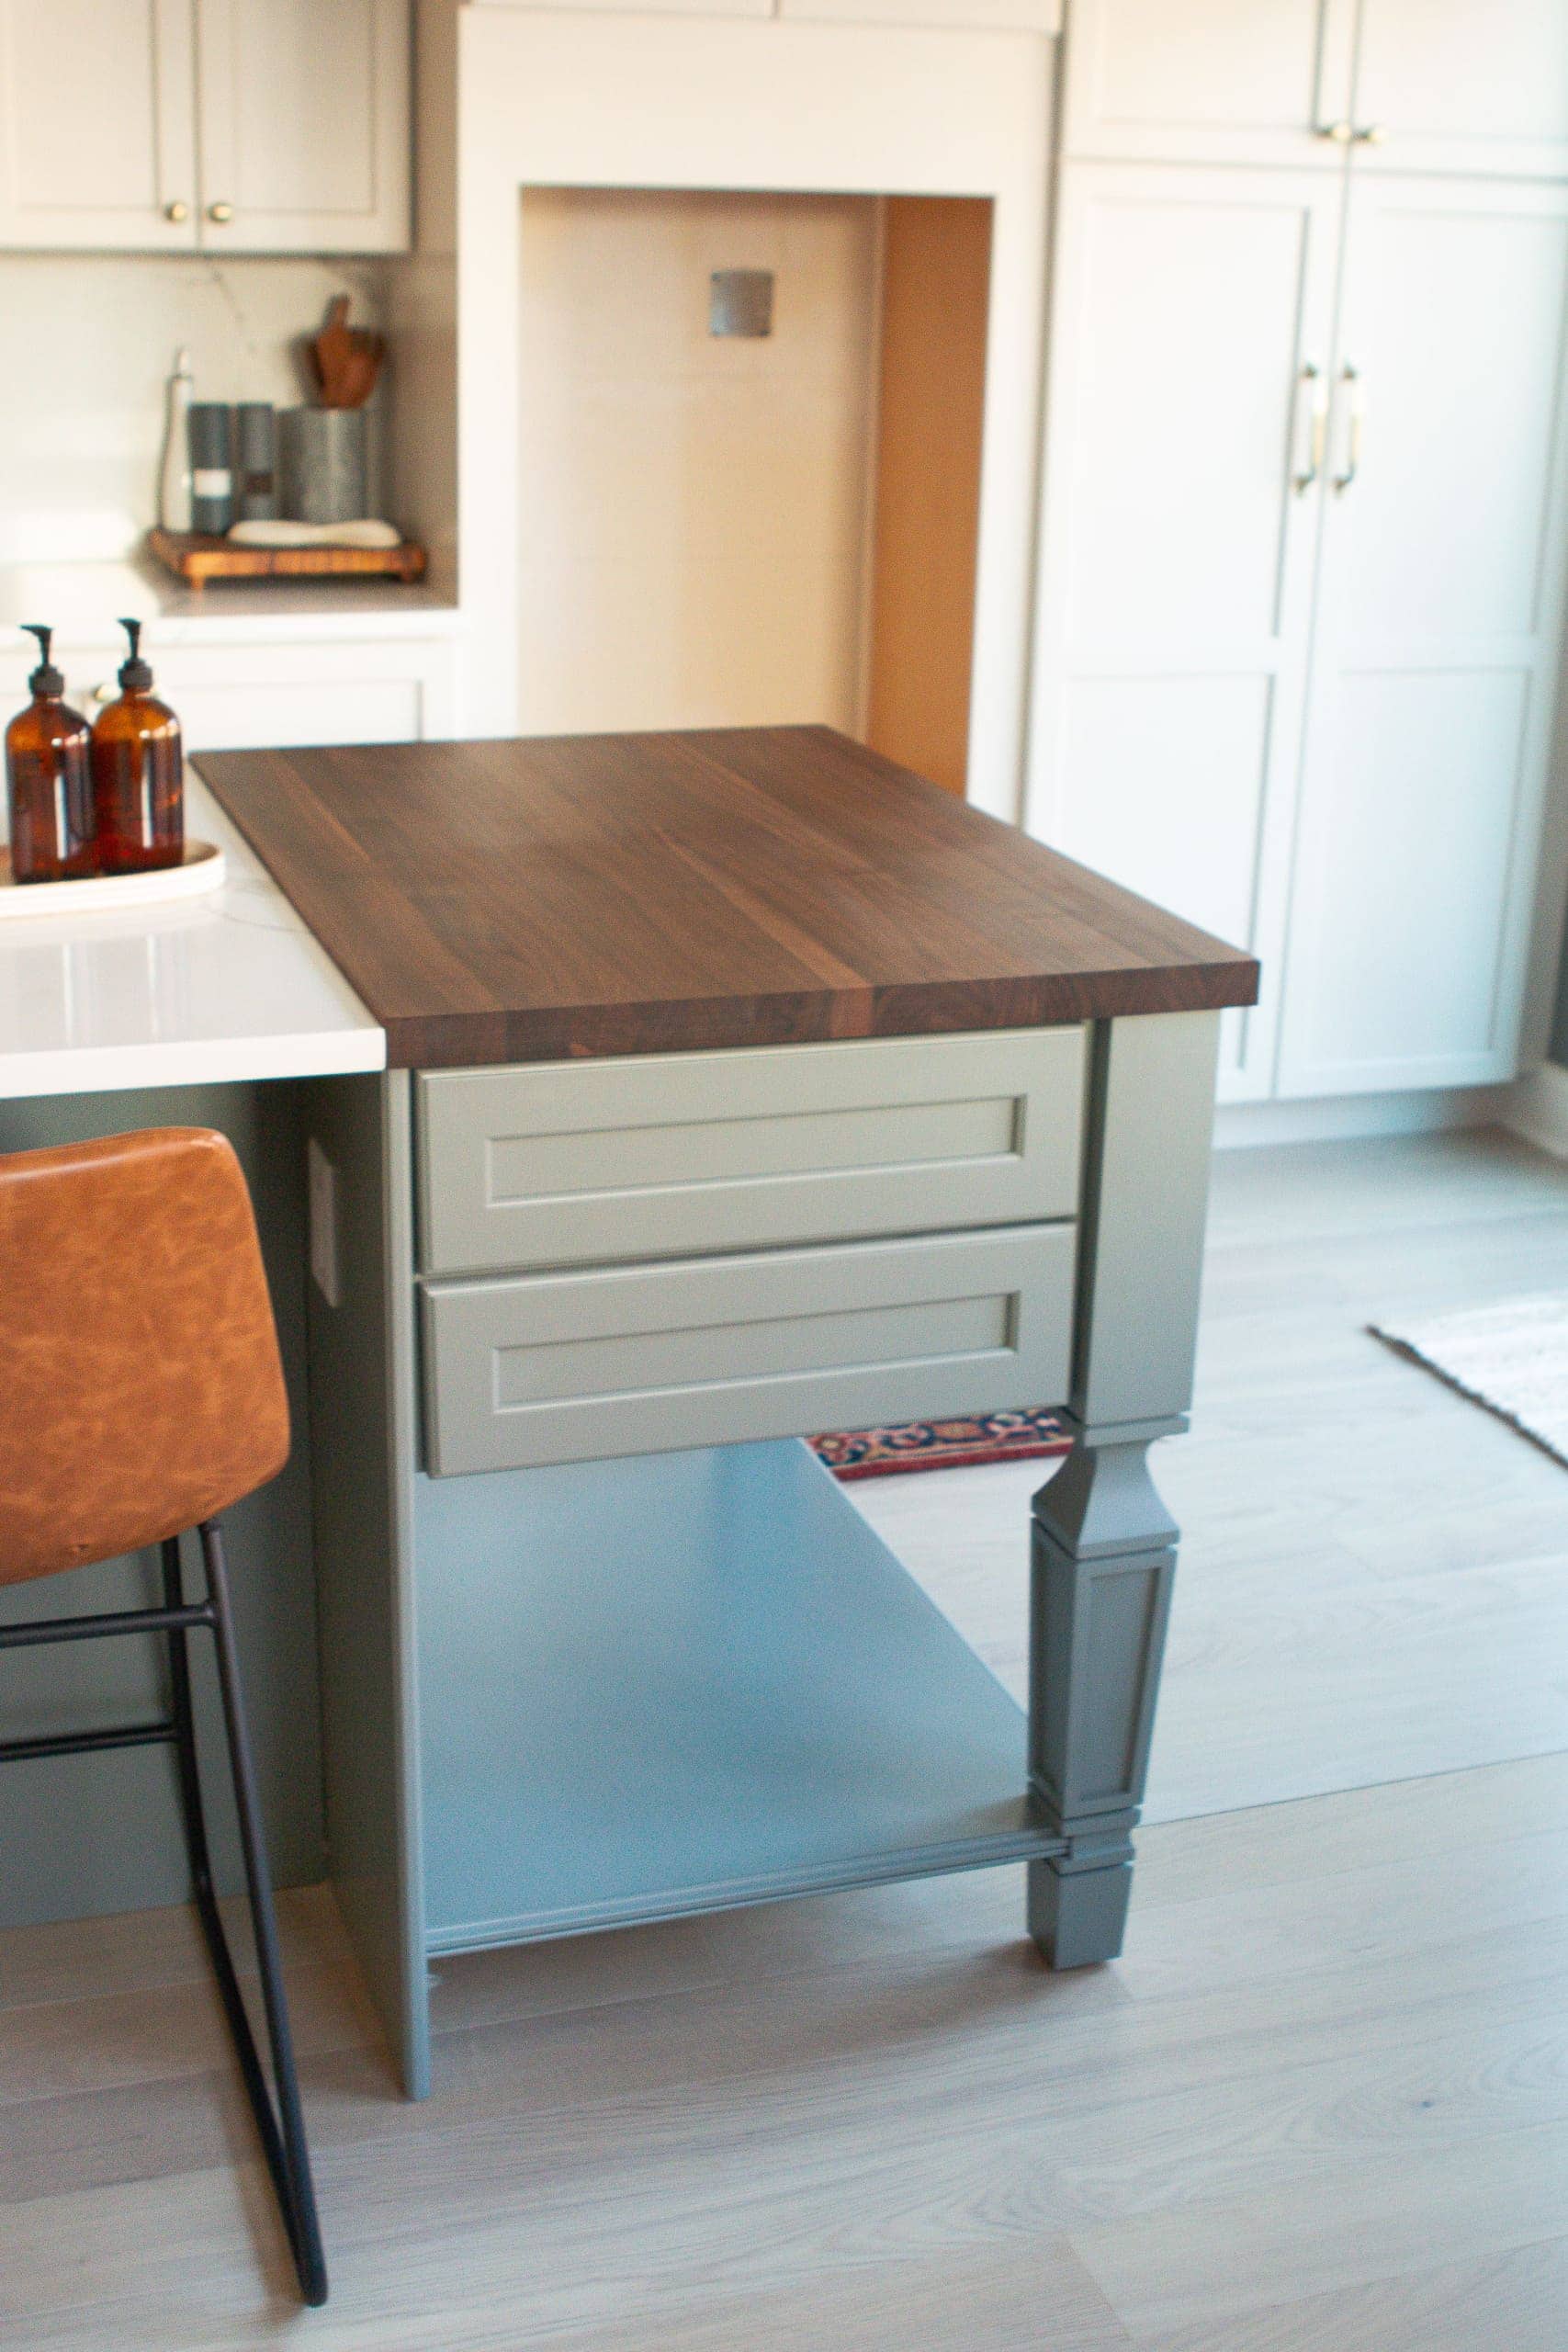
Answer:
top-left (0, 1718), bottom-right (177, 1764)
top-left (0, 1601), bottom-right (214, 1650)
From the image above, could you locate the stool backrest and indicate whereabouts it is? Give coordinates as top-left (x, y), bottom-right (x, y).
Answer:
top-left (0, 1127), bottom-right (288, 1586)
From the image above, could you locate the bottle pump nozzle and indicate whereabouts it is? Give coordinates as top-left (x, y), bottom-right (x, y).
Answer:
top-left (20, 625), bottom-right (63, 696)
top-left (116, 617), bottom-right (152, 694)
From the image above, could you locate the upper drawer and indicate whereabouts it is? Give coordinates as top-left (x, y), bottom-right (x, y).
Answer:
top-left (415, 1028), bottom-right (1086, 1277)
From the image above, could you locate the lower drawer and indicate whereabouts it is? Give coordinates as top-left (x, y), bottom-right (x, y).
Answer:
top-left (421, 1223), bottom-right (1076, 1474)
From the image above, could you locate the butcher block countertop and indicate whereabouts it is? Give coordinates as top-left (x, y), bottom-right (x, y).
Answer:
top-left (194, 726), bottom-right (1260, 1069)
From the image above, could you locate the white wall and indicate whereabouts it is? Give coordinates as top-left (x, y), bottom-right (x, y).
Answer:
top-left (0, 254), bottom-right (391, 564)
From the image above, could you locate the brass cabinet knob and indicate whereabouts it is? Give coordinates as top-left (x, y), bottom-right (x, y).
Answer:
top-left (208, 200), bottom-right (234, 224)
top-left (1355, 122), bottom-right (1388, 144)
top-left (164, 199), bottom-right (189, 223)
top-left (1316, 119), bottom-right (1353, 143)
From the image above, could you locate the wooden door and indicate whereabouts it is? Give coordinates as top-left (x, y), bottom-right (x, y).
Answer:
top-left (194, 0), bottom-right (409, 254)
top-left (0, 0), bottom-right (197, 250)
top-left (1278, 176), bottom-right (1568, 1095)
top-left (1025, 164), bottom-right (1345, 1100)
top-left (1060, 0), bottom-right (1359, 168)
top-left (1351, 0), bottom-right (1568, 180)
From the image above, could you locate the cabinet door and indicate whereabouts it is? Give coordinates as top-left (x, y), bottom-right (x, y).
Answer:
top-left (53, 639), bottom-right (455, 753)
top-left (1278, 179), bottom-right (1568, 1096)
top-left (195, 0), bottom-right (409, 254)
top-left (782, 0), bottom-right (1059, 27)
top-left (1060, 0), bottom-right (1358, 167)
top-left (1352, 0), bottom-right (1568, 180)
top-left (1024, 165), bottom-right (1344, 1100)
top-left (0, 0), bottom-right (197, 250)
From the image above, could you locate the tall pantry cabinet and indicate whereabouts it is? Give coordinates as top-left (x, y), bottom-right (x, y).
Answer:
top-left (1028, 0), bottom-right (1568, 1102)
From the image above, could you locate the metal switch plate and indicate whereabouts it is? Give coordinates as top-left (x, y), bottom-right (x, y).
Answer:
top-left (709, 269), bottom-right (774, 338)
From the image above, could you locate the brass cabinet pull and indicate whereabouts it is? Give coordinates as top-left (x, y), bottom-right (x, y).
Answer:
top-left (1333, 362), bottom-right (1364, 493)
top-left (1316, 119), bottom-right (1354, 143)
top-left (208, 200), bottom-right (234, 224)
top-left (1354, 122), bottom-right (1388, 145)
top-left (1292, 362), bottom-right (1328, 494)
top-left (164, 199), bottom-right (189, 223)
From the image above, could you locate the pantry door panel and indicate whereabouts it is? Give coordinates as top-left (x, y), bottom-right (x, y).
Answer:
top-left (1279, 177), bottom-right (1568, 1092)
top-left (1026, 164), bottom-right (1345, 1099)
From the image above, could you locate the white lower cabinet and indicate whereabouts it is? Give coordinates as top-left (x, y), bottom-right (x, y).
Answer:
top-left (0, 633), bottom-right (458, 756)
top-left (113, 639), bottom-right (457, 753)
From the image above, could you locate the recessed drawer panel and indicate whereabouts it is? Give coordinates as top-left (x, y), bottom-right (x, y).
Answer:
top-left (421, 1223), bottom-right (1076, 1475)
top-left (416, 1028), bottom-right (1086, 1276)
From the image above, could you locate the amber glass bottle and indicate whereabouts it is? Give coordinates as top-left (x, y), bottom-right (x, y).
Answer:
top-left (5, 625), bottom-right (95, 884)
top-left (91, 618), bottom-right (183, 875)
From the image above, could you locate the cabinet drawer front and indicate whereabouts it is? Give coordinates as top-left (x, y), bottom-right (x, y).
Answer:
top-left (421, 1223), bottom-right (1075, 1474)
top-left (416, 1028), bottom-right (1085, 1276)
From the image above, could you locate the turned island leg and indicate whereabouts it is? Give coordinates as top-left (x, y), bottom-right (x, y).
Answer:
top-left (1028, 1010), bottom-right (1221, 1969)
top-left (1027, 1422), bottom-right (1179, 1964)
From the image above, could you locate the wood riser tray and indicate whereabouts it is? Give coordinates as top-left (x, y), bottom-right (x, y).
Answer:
top-left (149, 526), bottom-right (427, 587)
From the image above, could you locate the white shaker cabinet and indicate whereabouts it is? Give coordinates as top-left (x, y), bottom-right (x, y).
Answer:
top-left (194, 0), bottom-right (410, 254)
top-left (1063, 0), bottom-right (1568, 181)
top-left (1277, 177), bottom-right (1568, 1094)
top-left (1061, 0), bottom-right (1359, 168)
top-left (0, 0), bottom-right (198, 249)
top-left (468, 0), bottom-right (1060, 24)
top-left (1026, 165), bottom-right (1344, 1097)
top-left (1352, 0), bottom-right (1568, 182)
top-left (0, 0), bottom-right (409, 254)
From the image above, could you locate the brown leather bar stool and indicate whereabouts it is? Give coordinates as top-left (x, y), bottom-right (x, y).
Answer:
top-left (0, 1127), bottom-right (327, 2306)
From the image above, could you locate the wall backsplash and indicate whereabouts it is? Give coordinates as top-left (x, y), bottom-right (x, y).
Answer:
top-left (0, 254), bottom-right (392, 565)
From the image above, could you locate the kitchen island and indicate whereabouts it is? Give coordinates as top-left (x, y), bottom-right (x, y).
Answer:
top-left (195, 726), bottom-right (1258, 2098)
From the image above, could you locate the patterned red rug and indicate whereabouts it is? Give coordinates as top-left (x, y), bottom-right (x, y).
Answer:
top-left (810, 1407), bottom-right (1073, 1482)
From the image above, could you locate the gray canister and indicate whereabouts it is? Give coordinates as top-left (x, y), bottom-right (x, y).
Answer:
top-left (186, 402), bottom-right (234, 535)
top-left (235, 402), bottom-right (278, 521)
top-left (278, 407), bottom-right (369, 525)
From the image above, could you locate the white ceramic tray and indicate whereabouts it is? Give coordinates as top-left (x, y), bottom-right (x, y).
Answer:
top-left (0, 839), bottom-right (225, 917)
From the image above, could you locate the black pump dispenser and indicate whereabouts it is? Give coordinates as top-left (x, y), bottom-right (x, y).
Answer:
top-left (91, 616), bottom-right (184, 875)
top-left (6, 626), bottom-right (94, 882)
top-left (115, 616), bottom-right (153, 694)
top-left (20, 624), bottom-right (65, 698)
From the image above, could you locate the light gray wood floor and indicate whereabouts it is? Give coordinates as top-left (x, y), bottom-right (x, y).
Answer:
top-left (5, 1128), bottom-right (1568, 2349)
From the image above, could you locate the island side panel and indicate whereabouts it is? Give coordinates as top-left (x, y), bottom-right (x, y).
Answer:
top-left (1028, 1011), bottom-right (1221, 1964)
top-left (303, 1069), bottom-right (431, 2098)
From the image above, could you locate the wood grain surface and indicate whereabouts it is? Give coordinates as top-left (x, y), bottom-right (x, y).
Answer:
top-left (195, 727), bottom-right (1259, 1069)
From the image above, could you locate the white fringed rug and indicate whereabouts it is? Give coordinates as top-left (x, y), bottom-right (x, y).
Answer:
top-left (1371, 1294), bottom-right (1568, 1467)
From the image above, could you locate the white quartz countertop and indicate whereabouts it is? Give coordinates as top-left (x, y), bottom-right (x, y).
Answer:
top-left (0, 555), bottom-right (461, 647)
top-left (0, 772), bottom-right (385, 1099)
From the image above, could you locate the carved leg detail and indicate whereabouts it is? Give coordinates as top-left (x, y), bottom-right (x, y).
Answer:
top-left (1027, 1430), bottom-right (1178, 1970)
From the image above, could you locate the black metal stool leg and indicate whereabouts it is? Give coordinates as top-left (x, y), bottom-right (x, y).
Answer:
top-left (165, 1525), bottom-right (329, 2307)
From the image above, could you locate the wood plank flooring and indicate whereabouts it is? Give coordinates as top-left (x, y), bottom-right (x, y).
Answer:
top-left (4, 1127), bottom-right (1568, 2348)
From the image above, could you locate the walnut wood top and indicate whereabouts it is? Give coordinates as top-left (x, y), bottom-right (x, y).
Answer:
top-left (195, 728), bottom-right (1259, 1068)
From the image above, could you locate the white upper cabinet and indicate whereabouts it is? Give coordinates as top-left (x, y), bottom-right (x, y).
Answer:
top-left (1351, 0), bottom-right (1568, 180)
top-left (780, 0), bottom-right (1060, 26)
top-left (0, 0), bottom-right (198, 248)
top-left (468, 0), bottom-right (1061, 24)
top-left (1061, 0), bottom-right (1359, 167)
top-left (1277, 178), bottom-right (1568, 1094)
top-left (1024, 165), bottom-right (1345, 1099)
top-left (196, 0), bottom-right (410, 252)
top-left (1063, 0), bottom-right (1568, 178)
top-left (0, 0), bottom-right (409, 253)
